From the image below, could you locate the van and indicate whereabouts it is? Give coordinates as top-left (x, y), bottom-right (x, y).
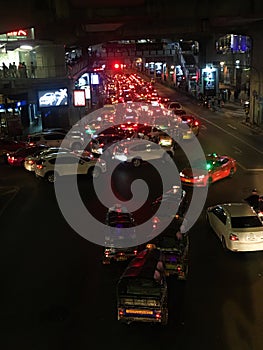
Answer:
top-left (116, 247), bottom-right (168, 325)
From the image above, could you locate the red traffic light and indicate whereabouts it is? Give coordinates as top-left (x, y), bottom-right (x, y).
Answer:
top-left (114, 63), bottom-right (120, 69)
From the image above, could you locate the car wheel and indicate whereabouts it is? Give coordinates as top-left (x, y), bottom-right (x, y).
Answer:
top-left (88, 166), bottom-right (101, 178)
top-left (132, 158), bottom-right (142, 167)
top-left (46, 171), bottom-right (57, 183)
top-left (229, 168), bottom-right (235, 178)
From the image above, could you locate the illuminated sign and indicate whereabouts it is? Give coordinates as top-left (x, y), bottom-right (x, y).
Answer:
top-left (73, 90), bottom-right (86, 107)
top-left (201, 65), bottom-right (218, 96)
top-left (7, 30), bottom-right (28, 37)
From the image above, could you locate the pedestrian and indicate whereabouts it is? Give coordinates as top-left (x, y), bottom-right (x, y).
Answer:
top-left (245, 189), bottom-right (260, 211)
top-left (2, 62), bottom-right (9, 78)
top-left (18, 62), bottom-right (23, 78)
top-left (21, 62), bottom-right (27, 78)
top-left (30, 61), bottom-right (36, 78)
top-left (11, 62), bottom-right (18, 77)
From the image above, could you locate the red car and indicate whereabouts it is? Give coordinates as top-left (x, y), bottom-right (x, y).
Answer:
top-left (180, 153), bottom-right (237, 187)
top-left (0, 139), bottom-right (28, 157)
top-left (7, 145), bottom-right (48, 167)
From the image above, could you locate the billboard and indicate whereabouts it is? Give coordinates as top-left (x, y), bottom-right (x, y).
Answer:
top-left (38, 88), bottom-right (68, 107)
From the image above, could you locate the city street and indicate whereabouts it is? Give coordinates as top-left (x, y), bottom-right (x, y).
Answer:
top-left (0, 87), bottom-right (263, 350)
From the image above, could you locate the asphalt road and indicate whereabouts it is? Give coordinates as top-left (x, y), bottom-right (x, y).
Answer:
top-left (0, 89), bottom-right (263, 350)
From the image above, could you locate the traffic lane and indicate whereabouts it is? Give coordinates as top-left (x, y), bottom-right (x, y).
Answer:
top-left (186, 210), bottom-right (263, 350)
top-left (196, 111), bottom-right (263, 155)
top-left (1, 160), bottom-right (263, 349)
top-left (193, 117), bottom-right (263, 171)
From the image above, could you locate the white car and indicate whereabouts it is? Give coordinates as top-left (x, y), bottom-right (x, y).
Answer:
top-left (34, 152), bottom-right (107, 183)
top-left (206, 202), bottom-right (263, 252)
top-left (24, 147), bottom-right (72, 172)
top-left (112, 139), bottom-right (174, 167)
top-left (27, 131), bottom-right (84, 150)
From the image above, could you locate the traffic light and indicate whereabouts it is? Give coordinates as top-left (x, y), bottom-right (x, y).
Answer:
top-left (114, 63), bottom-right (120, 69)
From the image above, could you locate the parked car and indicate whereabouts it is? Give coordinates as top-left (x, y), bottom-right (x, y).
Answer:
top-left (26, 131), bottom-right (84, 150)
top-left (112, 139), bottom-right (174, 167)
top-left (180, 152), bottom-right (237, 187)
top-left (7, 145), bottom-right (48, 167)
top-left (206, 202), bottom-right (263, 252)
top-left (34, 152), bottom-right (107, 183)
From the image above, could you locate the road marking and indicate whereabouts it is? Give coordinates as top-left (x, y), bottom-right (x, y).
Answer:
top-left (233, 146), bottom-right (242, 153)
top-left (237, 162), bottom-right (263, 171)
top-left (227, 124), bottom-right (237, 130)
top-left (196, 116), bottom-right (263, 155)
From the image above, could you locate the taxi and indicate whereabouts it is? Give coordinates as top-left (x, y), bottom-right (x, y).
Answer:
top-left (180, 153), bottom-right (237, 187)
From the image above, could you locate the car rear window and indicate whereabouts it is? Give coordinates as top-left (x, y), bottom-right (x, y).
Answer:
top-left (231, 216), bottom-right (263, 228)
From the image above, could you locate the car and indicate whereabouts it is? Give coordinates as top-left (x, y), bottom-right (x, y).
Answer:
top-left (206, 202), bottom-right (263, 252)
top-left (7, 145), bottom-right (48, 167)
top-left (180, 114), bottom-right (200, 136)
top-left (26, 131), bottom-right (84, 150)
top-left (0, 139), bottom-right (28, 158)
top-left (103, 203), bottom-right (138, 264)
top-left (112, 139), bottom-right (174, 167)
top-left (167, 101), bottom-right (183, 112)
top-left (34, 152), bottom-right (107, 183)
top-left (180, 153), bottom-right (237, 187)
top-left (88, 133), bottom-right (123, 156)
top-left (24, 147), bottom-right (72, 172)
top-left (151, 185), bottom-right (188, 218)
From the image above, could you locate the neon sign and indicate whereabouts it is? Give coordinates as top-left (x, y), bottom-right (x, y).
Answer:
top-left (7, 29), bottom-right (28, 37)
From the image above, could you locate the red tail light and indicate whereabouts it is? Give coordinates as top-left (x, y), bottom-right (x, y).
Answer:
top-left (36, 164), bottom-right (44, 169)
top-left (194, 121), bottom-right (199, 126)
top-left (229, 234), bottom-right (239, 241)
top-left (155, 312), bottom-right (161, 319)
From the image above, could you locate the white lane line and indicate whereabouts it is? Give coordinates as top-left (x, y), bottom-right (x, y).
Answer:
top-left (233, 146), bottom-right (242, 153)
top-left (227, 124), bottom-right (237, 130)
top-left (237, 162), bottom-right (263, 171)
top-left (196, 116), bottom-right (263, 155)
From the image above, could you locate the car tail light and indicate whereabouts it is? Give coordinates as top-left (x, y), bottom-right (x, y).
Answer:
top-left (229, 234), bottom-right (239, 241)
top-left (194, 121), bottom-right (199, 126)
top-left (155, 312), bottom-right (161, 319)
top-left (36, 164), bottom-right (44, 169)
top-left (118, 308), bottom-right (124, 317)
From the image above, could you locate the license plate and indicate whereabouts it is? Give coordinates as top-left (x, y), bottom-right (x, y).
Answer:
top-left (126, 309), bottom-right (153, 315)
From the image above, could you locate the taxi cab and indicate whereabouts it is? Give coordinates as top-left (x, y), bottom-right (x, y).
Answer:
top-left (180, 153), bottom-right (237, 187)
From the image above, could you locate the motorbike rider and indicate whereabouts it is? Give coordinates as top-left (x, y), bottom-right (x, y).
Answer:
top-left (244, 189), bottom-right (260, 211)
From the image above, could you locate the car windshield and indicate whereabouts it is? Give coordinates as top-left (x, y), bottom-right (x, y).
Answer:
top-left (231, 216), bottom-right (263, 228)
